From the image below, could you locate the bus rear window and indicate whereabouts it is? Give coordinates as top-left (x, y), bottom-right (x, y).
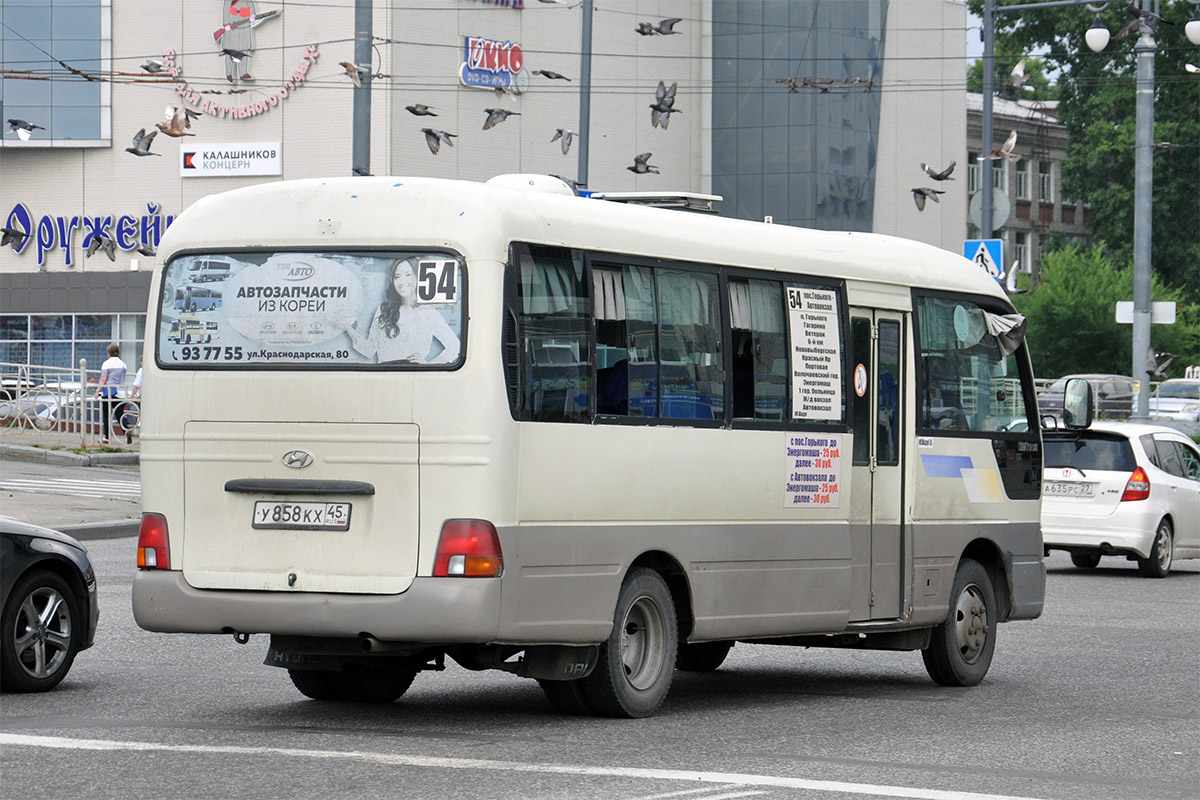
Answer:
top-left (158, 251), bottom-right (463, 368)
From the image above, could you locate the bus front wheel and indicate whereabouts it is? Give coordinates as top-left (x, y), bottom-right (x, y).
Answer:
top-left (581, 567), bottom-right (678, 718)
top-left (921, 558), bottom-right (996, 687)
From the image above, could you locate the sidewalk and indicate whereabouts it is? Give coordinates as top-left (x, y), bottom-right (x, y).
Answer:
top-left (1, 426), bottom-right (141, 539)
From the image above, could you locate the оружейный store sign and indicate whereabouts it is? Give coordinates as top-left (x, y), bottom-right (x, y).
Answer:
top-left (3, 202), bottom-right (174, 268)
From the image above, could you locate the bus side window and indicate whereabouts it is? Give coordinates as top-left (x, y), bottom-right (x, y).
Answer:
top-left (730, 279), bottom-right (787, 422)
top-left (657, 269), bottom-right (722, 421)
top-left (513, 245), bottom-right (592, 423)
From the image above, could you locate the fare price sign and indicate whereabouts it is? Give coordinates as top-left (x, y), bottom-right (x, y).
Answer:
top-left (786, 287), bottom-right (842, 421)
top-left (784, 434), bottom-right (842, 508)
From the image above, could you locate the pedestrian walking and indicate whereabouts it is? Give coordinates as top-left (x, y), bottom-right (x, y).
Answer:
top-left (95, 343), bottom-right (127, 444)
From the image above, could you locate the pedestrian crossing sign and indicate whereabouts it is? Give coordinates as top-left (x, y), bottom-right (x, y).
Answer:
top-left (963, 239), bottom-right (1003, 285)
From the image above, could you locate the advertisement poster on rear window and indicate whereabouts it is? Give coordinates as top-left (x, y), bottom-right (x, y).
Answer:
top-left (157, 252), bottom-right (463, 368)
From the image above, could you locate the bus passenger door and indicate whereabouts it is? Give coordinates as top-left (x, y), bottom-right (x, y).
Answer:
top-left (848, 311), bottom-right (904, 621)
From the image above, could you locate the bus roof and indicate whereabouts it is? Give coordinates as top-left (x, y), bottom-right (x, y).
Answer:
top-left (159, 175), bottom-right (1008, 304)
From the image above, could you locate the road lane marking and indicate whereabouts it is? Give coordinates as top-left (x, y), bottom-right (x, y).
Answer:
top-left (0, 733), bottom-right (1052, 800)
top-left (0, 477), bottom-right (140, 499)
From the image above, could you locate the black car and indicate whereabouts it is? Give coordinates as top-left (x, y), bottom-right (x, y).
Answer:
top-left (1, 516), bottom-right (99, 692)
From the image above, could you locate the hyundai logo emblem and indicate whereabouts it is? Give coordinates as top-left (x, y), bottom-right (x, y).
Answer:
top-left (282, 449), bottom-right (314, 469)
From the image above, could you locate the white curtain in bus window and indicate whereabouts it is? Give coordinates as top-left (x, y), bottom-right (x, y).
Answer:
top-left (517, 247), bottom-right (591, 423)
top-left (918, 296), bottom-right (1027, 433)
top-left (656, 270), bottom-right (722, 420)
top-left (594, 265), bottom-right (659, 417)
top-left (729, 280), bottom-right (788, 421)
top-left (158, 252), bottom-right (462, 368)
top-left (785, 283), bottom-right (843, 424)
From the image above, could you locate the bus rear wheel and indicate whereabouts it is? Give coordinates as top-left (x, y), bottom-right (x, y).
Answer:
top-left (921, 558), bottom-right (996, 687)
top-left (580, 568), bottom-right (677, 718)
top-left (676, 641), bottom-right (733, 672)
top-left (289, 664), bottom-right (416, 704)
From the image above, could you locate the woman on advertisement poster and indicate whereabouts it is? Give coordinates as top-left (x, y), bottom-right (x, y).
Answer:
top-left (347, 256), bottom-right (461, 364)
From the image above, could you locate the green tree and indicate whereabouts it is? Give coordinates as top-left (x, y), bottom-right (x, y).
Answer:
top-left (970, 0), bottom-right (1200, 302)
top-left (1013, 244), bottom-right (1200, 378)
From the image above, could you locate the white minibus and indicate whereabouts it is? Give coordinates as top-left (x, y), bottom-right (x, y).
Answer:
top-left (133, 175), bottom-right (1045, 717)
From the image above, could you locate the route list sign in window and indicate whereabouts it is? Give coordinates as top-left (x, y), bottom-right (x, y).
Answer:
top-left (786, 287), bottom-right (842, 422)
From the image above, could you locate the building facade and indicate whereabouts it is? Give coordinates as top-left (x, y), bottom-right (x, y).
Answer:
top-left (1, 0), bottom-right (967, 371)
top-left (966, 93), bottom-right (1092, 282)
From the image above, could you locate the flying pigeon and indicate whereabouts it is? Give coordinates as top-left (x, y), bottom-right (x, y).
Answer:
top-left (220, 48), bottom-right (248, 63)
top-left (352, 166), bottom-right (372, 176)
top-left (1001, 263), bottom-right (1025, 295)
top-left (339, 61), bottom-right (370, 88)
top-left (421, 127), bottom-right (457, 155)
top-left (627, 152), bottom-right (659, 174)
top-left (911, 187), bottom-right (945, 211)
top-left (134, 243), bottom-right (157, 257)
top-left (636, 17), bottom-right (682, 35)
top-left (156, 105), bottom-right (198, 137)
top-left (1, 226), bottom-right (27, 250)
top-left (483, 108), bottom-right (520, 130)
top-left (921, 161), bottom-right (956, 181)
top-left (1147, 349), bottom-right (1177, 378)
top-left (1186, 63), bottom-right (1199, 74)
top-left (978, 130), bottom-right (1020, 162)
top-left (86, 234), bottom-right (116, 262)
top-left (6, 119), bottom-right (44, 141)
top-left (1114, 5), bottom-right (1172, 40)
top-left (533, 69), bottom-right (571, 81)
top-left (1008, 58), bottom-right (1034, 92)
top-left (126, 128), bottom-right (161, 157)
top-left (550, 128), bottom-right (576, 155)
top-left (650, 81), bottom-right (680, 129)
top-left (552, 175), bottom-right (582, 194)
top-left (141, 58), bottom-right (165, 74)
top-left (405, 104), bottom-right (437, 116)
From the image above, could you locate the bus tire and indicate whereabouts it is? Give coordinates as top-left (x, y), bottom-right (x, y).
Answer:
top-left (676, 641), bottom-right (733, 672)
top-left (288, 669), bottom-right (339, 701)
top-left (538, 678), bottom-right (594, 715)
top-left (329, 664), bottom-right (417, 703)
top-left (581, 567), bottom-right (677, 718)
top-left (921, 558), bottom-right (996, 687)
top-left (1070, 551), bottom-right (1101, 569)
top-left (1137, 520), bottom-right (1172, 578)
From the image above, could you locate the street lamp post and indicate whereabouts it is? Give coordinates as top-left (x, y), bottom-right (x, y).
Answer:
top-left (981, 0), bottom-right (1200, 419)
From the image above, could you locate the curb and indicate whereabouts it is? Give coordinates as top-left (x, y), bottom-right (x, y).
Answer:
top-left (59, 518), bottom-right (141, 540)
top-left (0, 444), bottom-right (139, 467)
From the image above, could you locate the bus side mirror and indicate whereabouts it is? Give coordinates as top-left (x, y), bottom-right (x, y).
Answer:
top-left (1062, 378), bottom-right (1093, 430)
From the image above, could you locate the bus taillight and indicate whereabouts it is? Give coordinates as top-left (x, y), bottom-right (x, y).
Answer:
top-left (434, 520), bottom-right (503, 577)
top-left (137, 513), bottom-right (171, 569)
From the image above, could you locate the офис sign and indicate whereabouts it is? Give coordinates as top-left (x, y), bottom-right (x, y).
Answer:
top-left (181, 144), bottom-right (282, 177)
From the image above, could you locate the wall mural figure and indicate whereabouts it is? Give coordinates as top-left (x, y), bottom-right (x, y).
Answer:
top-left (215, 1), bottom-right (282, 84)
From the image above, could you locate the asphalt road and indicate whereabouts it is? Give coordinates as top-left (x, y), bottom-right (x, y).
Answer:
top-left (1, 535), bottom-right (1197, 800)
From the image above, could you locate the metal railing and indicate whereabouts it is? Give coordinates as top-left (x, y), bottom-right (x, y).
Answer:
top-left (1, 360), bottom-right (140, 446)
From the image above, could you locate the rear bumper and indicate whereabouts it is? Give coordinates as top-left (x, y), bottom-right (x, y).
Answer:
top-left (132, 570), bottom-right (502, 642)
top-left (1042, 519), bottom-right (1153, 559)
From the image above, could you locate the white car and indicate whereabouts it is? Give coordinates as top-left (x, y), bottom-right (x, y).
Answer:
top-left (1148, 378), bottom-right (1200, 424)
top-left (1042, 421), bottom-right (1200, 577)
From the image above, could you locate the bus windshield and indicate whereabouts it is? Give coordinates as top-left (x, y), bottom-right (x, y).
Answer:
top-left (158, 251), bottom-right (464, 368)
